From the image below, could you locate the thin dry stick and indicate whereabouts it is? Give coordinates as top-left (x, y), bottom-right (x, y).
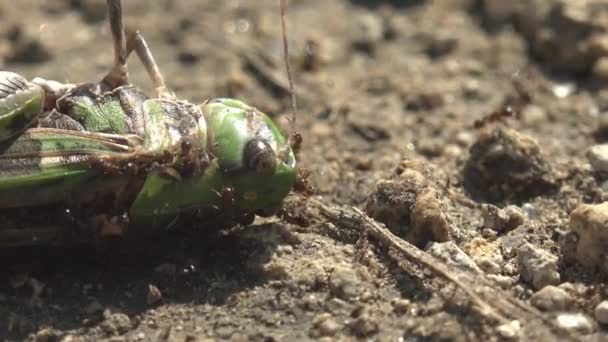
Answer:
top-left (307, 198), bottom-right (577, 340)
top-left (280, 0), bottom-right (298, 131)
top-left (309, 198), bottom-right (504, 322)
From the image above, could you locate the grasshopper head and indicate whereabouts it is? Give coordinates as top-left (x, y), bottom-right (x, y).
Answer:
top-left (202, 98), bottom-right (297, 213)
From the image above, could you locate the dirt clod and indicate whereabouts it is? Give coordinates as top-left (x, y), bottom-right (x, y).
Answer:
top-left (365, 159), bottom-right (450, 247)
top-left (481, 204), bottom-right (526, 233)
top-left (464, 127), bottom-right (556, 203)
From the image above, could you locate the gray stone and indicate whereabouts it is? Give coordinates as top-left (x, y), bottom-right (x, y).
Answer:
top-left (569, 202), bottom-right (608, 267)
top-left (594, 301), bottom-right (608, 324)
top-left (517, 243), bottom-right (560, 290)
top-left (530, 285), bottom-right (573, 311)
top-left (587, 145), bottom-right (608, 173)
top-left (555, 313), bottom-right (595, 335)
top-left (496, 320), bottom-right (521, 340)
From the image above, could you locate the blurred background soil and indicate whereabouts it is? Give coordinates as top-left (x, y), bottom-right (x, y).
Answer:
top-left (2, 0), bottom-right (608, 340)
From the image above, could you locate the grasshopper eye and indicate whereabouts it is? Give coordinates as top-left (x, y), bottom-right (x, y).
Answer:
top-left (244, 138), bottom-right (277, 176)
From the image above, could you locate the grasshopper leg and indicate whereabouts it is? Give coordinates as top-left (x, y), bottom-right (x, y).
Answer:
top-left (103, 0), bottom-right (170, 99)
top-left (102, 0), bottom-right (129, 90)
top-left (125, 30), bottom-right (171, 99)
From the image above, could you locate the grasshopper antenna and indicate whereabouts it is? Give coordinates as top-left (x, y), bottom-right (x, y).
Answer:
top-left (280, 0), bottom-right (302, 153)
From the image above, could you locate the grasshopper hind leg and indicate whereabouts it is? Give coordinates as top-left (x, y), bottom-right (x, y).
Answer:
top-left (102, 0), bottom-right (171, 99)
top-left (125, 30), bottom-right (171, 99)
top-left (102, 0), bottom-right (129, 90)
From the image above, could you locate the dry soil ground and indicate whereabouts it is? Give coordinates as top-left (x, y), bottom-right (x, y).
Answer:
top-left (1, 0), bottom-right (608, 341)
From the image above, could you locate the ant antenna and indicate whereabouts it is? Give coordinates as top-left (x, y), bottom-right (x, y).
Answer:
top-left (280, 0), bottom-right (300, 148)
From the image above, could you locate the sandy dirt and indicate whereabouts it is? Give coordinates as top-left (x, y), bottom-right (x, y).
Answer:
top-left (1, 0), bottom-right (608, 340)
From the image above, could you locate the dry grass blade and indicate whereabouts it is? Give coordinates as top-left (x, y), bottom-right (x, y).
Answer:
top-left (306, 198), bottom-right (578, 340)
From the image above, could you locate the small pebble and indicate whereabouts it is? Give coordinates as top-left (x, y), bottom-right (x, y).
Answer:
top-left (569, 202), bottom-right (608, 267)
top-left (521, 104), bottom-right (548, 125)
top-left (481, 204), bottom-right (526, 233)
top-left (313, 313), bottom-right (341, 337)
top-left (276, 245), bottom-right (294, 256)
top-left (476, 257), bottom-right (501, 274)
top-left (552, 83), bottom-right (576, 99)
top-left (481, 228), bottom-right (497, 238)
top-left (555, 313), bottom-right (595, 335)
top-left (503, 263), bottom-right (516, 275)
top-left (530, 285), bottom-right (573, 311)
top-left (391, 298), bottom-right (411, 314)
top-left (496, 320), bottom-right (521, 340)
top-left (455, 131), bottom-right (474, 146)
top-left (587, 144), bottom-right (608, 173)
top-left (517, 243), bottom-right (560, 290)
top-left (594, 301), bottom-right (608, 324)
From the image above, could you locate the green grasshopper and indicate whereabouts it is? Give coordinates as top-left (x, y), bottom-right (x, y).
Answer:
top-left (0, 0), bottom-right (304, 247)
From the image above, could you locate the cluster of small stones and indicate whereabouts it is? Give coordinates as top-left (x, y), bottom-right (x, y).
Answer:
top-left (365, 120), bottom-right (608, 336)
top-left (479, 0), bottom-right (608, 78)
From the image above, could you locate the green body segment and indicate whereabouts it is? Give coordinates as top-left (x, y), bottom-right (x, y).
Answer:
top-left (59, 86), bottom-right (132, 133)
top-left (129, 98), bottom-right (297, 224)
top-left (199, 98), bottom-right (296, 210)
top-left (0, 129), bottom-right (136, 207)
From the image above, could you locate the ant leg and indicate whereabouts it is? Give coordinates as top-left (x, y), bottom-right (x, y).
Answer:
top-left (102, 0), bottom-right (129, 90)
top-left (125, 30), bottom-right (172, 99)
